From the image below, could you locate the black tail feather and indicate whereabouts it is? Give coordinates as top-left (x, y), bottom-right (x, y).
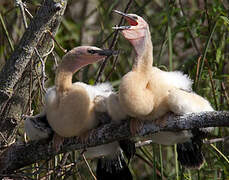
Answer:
top-left (177, 130), bottom-right (204, 169)
top-left (119, 139), bottom-right (136, 163)
top-left (96, 154), bottom-right (132, 180)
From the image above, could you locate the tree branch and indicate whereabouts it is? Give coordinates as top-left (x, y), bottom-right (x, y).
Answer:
top-left (0, 0), bottom-right (66, 108)
top-left (0, 111), bottom-right (228, 174)
top-left (0, 0), bottom-right (67, 147)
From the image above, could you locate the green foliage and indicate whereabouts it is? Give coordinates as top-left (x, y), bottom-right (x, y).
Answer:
top-left (0, 0), bottom-right (229, 179)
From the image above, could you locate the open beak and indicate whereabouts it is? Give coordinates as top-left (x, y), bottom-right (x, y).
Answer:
top-left (88, 49), bottom-right (119, 56)
top-left (112, 10), bottom-right (138, 30)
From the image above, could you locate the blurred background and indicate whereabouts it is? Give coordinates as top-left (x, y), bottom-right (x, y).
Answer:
top-left (0, 0), bottom-right (229, 179)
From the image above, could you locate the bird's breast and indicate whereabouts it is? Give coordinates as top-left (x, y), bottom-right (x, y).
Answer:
top-left (46, 85), bottom-right (97, 137)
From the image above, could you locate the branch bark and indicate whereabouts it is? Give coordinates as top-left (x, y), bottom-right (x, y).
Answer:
top-left (0, 111), bottom-right (228, 174)
top-left (0, 0), bottom-right (67, 147)
top-left (0, 0), bottom-right (65, 102)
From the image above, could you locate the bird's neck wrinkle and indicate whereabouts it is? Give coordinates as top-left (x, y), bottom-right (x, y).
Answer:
top-left (133, 34), bottom-right (153, 73)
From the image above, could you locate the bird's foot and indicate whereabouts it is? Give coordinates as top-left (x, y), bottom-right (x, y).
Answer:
top-left (93, 95), bottom-right (107, 113)
top-left (52, 133), bottom-right (65, 152)
top-left (130, 118), bottom-right (143, 135)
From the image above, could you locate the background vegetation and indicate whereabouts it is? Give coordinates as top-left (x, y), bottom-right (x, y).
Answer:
top-left (0, 0), bottom-right (229, 179)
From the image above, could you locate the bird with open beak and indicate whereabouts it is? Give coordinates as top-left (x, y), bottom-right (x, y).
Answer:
top-left (113, 10), bottom-right (214, 169)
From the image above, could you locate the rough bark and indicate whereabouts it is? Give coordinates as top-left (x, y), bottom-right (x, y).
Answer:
top-left (0, 0), bottom-right (67, 147)
top-left (0, 111), bottom-right (228, 174)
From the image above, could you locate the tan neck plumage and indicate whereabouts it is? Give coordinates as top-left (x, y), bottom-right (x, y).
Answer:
top-left (132, 28), bottom-right (153, 73)
top-left (55, 55), bottom-right (81, 95)
top-left (55, 67), bottom-right (73, 94)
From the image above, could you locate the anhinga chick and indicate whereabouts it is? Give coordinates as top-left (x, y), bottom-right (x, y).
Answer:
top-left (25, 46), bottom-right (133, 179)
top-left (113, 10), bottom-right (214, 169)
top-left (45, 46), bottom-right (115, 138)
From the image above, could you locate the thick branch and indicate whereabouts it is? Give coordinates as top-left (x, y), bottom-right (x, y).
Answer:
top-left (0, 111), bottom-right (228, 173)
top-left (0, 0), bottom-right (67, 146)
top-left (0, 0), bottom-right (66, 107)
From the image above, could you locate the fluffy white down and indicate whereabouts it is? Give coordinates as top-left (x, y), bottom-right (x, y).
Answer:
top-left (25, 113), bottom-right (51, 141)
top-left (24, 118), bottom-right (48, 140)
top-left (160, 70), bottom-right (193, 91)
top-left (45, 87), bottom-right (57, 108)
top-left (151, 69), bottom-right (214, 145)
top-left (44, 82), bottom-right (113, 108)
top-left (151, 131), bottom-right (193, 145)
top-left (74, 82), bottom-right (113, 100)
top-left (45, 82), bottom-right (120, 158)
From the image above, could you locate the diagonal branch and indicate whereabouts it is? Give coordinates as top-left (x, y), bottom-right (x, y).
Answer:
top-left (0, 0), bottom-right (67, 147)
top-left (0, 111), bottom-right (228, 174)
top-left (0, 0), bottom-right (66, 109)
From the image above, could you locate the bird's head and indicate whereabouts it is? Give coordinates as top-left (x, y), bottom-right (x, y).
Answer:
top-left (113, 10), bottom-right (150, 56)
top-left (62, 46), bottom-right (117, 72)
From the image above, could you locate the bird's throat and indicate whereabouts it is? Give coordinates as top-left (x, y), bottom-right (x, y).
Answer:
top-left (131, 28), bottom-right (153, 72)
top-left (55, 69), bottom-right (73, 95)
top-left (132, 39), bottom-right (153, 72)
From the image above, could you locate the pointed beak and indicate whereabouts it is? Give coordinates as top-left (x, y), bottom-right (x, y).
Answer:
top-left (88, 49), bottom-right (119, 57)
top-left (112, 10), bottom-right (138, 30)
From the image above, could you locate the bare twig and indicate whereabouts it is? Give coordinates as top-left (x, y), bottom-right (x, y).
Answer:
top-left (105, 52), bottom-right (120, 81)
top-left (194, 56), bottom-right (202, 87)
top-left (34, 48), bottom-right (47, 92)
top-left (0, 0), bottom-right (65, 104)
top-left (17, 0), bottom-right (48, 93)
top-left (0, 12), bottom-right (14, 51)
top-left (95, 0), bottom-right (133, 83)
top-left (221, 82), bottom-right (229, 107)
top-left (204, 59), bottom-right (218, 110)
top-left (46, 30), bottom-right (67, 53)
top-left (178, 0), bottom-right (201, 55)
top-left (135, 140), bottom-right (153, 148)
top-left (82, 154), bottom-right (97, 180)
top-left (15, 0), bottom-right (28, 28)
top-left (204, 136), bottom-right (229, 144)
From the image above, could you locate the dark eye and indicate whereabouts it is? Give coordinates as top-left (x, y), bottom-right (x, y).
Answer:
top-left (88, 49), bottom-right (97, 54)
top-left (132, 16), bottom-right (138, 20)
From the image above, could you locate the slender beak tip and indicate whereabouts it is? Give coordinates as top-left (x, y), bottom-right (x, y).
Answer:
top-left (112, 26), bottom-right (131, 30)
top-left (113, 9), bottom-right (121, 14)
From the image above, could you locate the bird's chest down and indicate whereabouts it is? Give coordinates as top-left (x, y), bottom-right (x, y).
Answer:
top-left (46, 89), bottom-right (97, 137)
top-left (143, 79), bottom-right (171, 121)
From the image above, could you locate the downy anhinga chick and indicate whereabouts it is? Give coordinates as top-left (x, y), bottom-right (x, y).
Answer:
top-left (45, 46), bottom-right (114, 138)
top-left (25, 46), bottom-right (133, 179)
top-left (113, 10), bottom-right (213, 169)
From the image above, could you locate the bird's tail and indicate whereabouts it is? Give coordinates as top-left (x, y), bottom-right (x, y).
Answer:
top-left (177, 130), bottom-right (205, 169)
top-left (119, 139), bottom-right (136, 163)
top-left (96, 154), bottom-right (132, 180)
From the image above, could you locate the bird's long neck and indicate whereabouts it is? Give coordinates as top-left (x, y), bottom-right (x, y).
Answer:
top-left (55, 56), bottom-right (82, 95)
top-left (132, 28), bottom-right (153, 73)
top-left (55, 68), bottom-right (73, 94)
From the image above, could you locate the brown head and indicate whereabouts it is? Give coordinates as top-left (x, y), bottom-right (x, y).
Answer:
top-left (61, 46), bottom-right (117, 73)
top-left (56, 46), bottom-right (117, 93)
top-left (113, 10), bottom-right (152, 57)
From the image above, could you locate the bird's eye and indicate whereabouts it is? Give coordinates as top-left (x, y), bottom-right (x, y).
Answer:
top-left (132, 16), bottom-right (138, 20)
top-left (88, 49), bottom-right (97, 54)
